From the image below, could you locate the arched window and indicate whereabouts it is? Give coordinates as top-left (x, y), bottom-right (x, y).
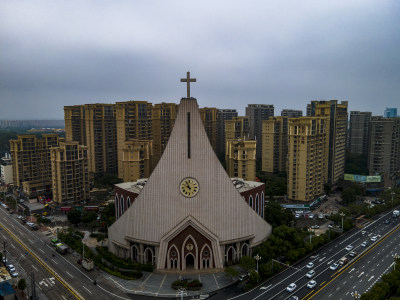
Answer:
top-left (120, 196), bottom-right (124, 215)
top-left (249, 196), bottom-right (253, 209)
top-left (127, 196), bottom-right (131, 208)
top-left (261, 192), bottom-right (265, 217)
top-left (255, 194), bottom-right (259, 214)
top-left (114, 194), bottom-right (119, 218)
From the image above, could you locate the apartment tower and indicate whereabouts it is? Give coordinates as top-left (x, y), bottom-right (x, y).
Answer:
top-left (262, 116), bottom-right (288, 173)
top-left (287, 117), bottom-right (329, 202)
top-left (225, 139), bottom-right (256, 181)
top-left (50, 141), bottom-right (90, 205)
top-left (199, 107), bottom-right (218, 153)
top-left (348, 111), bottom-right (371, 155)
top-left (246, 104), bottom-right (274, 159)
top-left (308, 100), bottom-right (348, 184)
top-left (216, 109), bottom-right (238, 156)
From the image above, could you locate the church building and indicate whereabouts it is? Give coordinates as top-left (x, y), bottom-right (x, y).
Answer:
top-left (108, 72), bottom-right (272, 272)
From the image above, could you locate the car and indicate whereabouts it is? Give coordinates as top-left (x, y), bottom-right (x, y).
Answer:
top-left (330, 263), bottom-right (339, 270)
top-left (328, 224), bottom-right (333, 229)
top-left (362, 231), bottom-right (367, 235)
top-left (345, 245), bottom-right (353, 251)
top-left (306, 270), bottom-right (316, 278)
top-left (309, 214), bottom-right (314, 219)
top-left (295, 214), bottom-right (300, 218)
top-left (10, 271), bottom-right (18, 278)
top-left (288, 297), bottom-right (299, 300)
top-left (17, 215), bottom-right (23, 219)
top-left (239, 273), bottom-right (249, 281)
top-left (318, 214), bottom-right (324, 219)
top-left (384, 219), bottom-right (391, 224)
top-left (310, 225), bottom-right (320, 229)
top-left (2, 257), bottom-right (7, 264)
top-left (306, 262), bottom-right (314, 269)
top-left (307, 280), bottom-right (317, 289)
top-left (7, 265), bottom-right (15, 273)
top-left (349, 251), bottom-right (357, 257)
top-left (286, 283), bottom-right (297, 292)
top-left (361, 241), bottom-right (368, 247)
top-left (370, 236), bottom-right (378, 242)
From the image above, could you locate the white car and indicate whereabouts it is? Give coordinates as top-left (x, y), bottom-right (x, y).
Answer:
top-left (306, 270), bottom-right (315, 278)
top-left (286, 283), bottom-right (297, 292)
top-left (307, 280), bottom-right (317, 289)
top-left (11, 271), bottom-right (18, 278)
top-left (370, 236), bottom-right (378, 242)
top-left (295, 214), bottom-right (300, 218)
top-left (361, 241), bottom-right (368, 247)
top-left (309, 214), bottom-right (314, 219)
top-left (345, 245), bottom-right (353, 251)
top-left (328, 224), bottom-right (333, 229)
top-left (306, 262), bottom-right (314, 269)
top-left (330, 263), bottom-right (339, 270)
top-left (7, 265), bottom-right (15, 273)
top-left (310, 225), bottom-right (320, 229)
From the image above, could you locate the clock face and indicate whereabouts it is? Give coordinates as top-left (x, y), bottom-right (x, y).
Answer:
top-left (180, 178), bottom-right (199, 197)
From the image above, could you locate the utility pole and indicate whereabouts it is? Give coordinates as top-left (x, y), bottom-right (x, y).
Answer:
top-left (340, 212), bottom-right (345, 234)
top-left (30, 271), bottom-right (37, 300)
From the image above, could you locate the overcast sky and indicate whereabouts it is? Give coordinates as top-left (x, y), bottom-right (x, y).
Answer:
top-left (0, 0), bottom-right (399, 120)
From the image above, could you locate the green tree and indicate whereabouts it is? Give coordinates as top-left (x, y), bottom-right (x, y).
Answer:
top-left (18, 278), bottom-right (27, 290)
top-left (224, 266), bottom-right (239, 281)
top-left (82, 211), bottom-right (98, 224)
top-left (248, 270), bottom-right (260, 284)
top-left (67, 209), bottom-right (82, 225)
top-left (101, 203), bottom-right (116, 227)
top-left (264, 201), bottom-right (295, 228)
top-left (239, 256), bottom-right (256, 271)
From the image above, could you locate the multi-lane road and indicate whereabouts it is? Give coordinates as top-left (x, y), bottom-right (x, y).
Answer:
top-left (0, 204), bottom-right (131, 300)
top-left (228, 209), bottom-right (400, 300)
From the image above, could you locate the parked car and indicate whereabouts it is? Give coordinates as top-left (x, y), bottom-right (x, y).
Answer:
top-left (286, 283), bottom-right (297, 292)
top-left (307, 280), bottom-right (317, 289)
top-left (7, 264), bottom-right (15, 273)
top-left (239, 273), bottom-right (249, 281)
top-left (328, 224), bottom-right (333, 229)
top-left (310, 225), bottom-right (320, 229)
top-left (306, 262), bottom-right (314, 269)
top-left (384, 219), bottom-right (391, 224)
top-left (349, 251), bottom-right (357, 257)
top-left (11, 271), bottom-right (18, 278)
top-left (370, 236), bottom-right (378, 242)
top-left (361, 241), bottom-right (368, 247)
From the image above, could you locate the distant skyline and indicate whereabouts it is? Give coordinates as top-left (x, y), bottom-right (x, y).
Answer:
top-left (1, 0), bottom-right (399, 120)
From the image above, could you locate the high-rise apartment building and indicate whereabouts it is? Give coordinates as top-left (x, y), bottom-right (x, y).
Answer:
top-left (368, 117), bottom-right (400, 176)
top-left (10, 134), bottom-right (64, 196)
top-left (384, 107), bottom-right (398, 118)
top-left (85, 104), bottom-right (118, 174)
top-left (262, 117), bottom-right (288, 173)
top-left (225, 139), bottom-right (256, 181)
top-left (348, 111), bottom-right (371, 155)
top-left (199, 107), bottom-right (218, 153)
top-left (225, 117), bottom-right (250, 141)
top-left (216, 109), bottom-right (238, 156)
top-left (64, 105), bottom-right (86, 145)
top-left (246, 104), bottom-right (274, 159)
top-left (120, 140), bottom-right (153, 182)
top-left (50, 141), bottom-right (90, 205)
top-left (281, 109), bottom-right (303, 117)
top-left (116, 101), bottom-right (153, 178)
top-left (152, 102), bottom-right (178, 169)
top-left (0, 154), bottom-right (13, 184)
top-left (152, 103), bottom-right (177, 168)
top-left (287, 117), bottom-right (329, 202)
top-left (308, 100), bottom-right (348, 184)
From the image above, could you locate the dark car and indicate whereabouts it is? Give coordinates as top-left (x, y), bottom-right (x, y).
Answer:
top-left (384, 219), bottom-right (390, 224)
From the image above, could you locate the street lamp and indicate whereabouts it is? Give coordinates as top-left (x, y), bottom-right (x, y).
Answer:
top-left (16, 252), bottom-right (28, 280)
top-left (340, 212), bottom-right (345, 234)
top-left (176, 288), bottom-right (187, 300)
top-left (81, 236), bottom-right (85, 261)
top-left (391, 192), bottom-right (396, 209)
top-left (254, 254), bottom-right (261, 273)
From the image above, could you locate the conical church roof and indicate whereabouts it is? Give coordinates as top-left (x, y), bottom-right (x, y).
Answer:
top-left (109, 96), bottom-right (271, 247)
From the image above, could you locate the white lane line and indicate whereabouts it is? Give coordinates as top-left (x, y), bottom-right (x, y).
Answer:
top-left (52, 259), bottom-right (58, 264)
top-left (66, 271), bottom-right (73, 278)
top-left (83, 286), bottom-right (92, 294)
top-left (28, 239), bottom-right (33, 244)
top-left (32, 265), bottom-right (38, 271)
top-left (368, 276), bottom-right (375, 282)
top-left (11, 244), bottom-right (15, 248)
top-left (39, 249), bottom-right (44, 253)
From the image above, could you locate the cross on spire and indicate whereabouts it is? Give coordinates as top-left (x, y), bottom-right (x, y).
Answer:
top-left (180, 71), bottom-right (196, 98)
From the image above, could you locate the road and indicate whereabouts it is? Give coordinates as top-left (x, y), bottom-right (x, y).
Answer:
top-left (224, 208), bottom-right (400, 300)
top-left (0, 204), bottom-right (131, 300)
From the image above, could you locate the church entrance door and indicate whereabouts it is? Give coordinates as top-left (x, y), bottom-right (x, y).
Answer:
top-left (185, 254), bottom-right (195, 270)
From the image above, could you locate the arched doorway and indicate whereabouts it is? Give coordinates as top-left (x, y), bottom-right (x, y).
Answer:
top-left (185, 254), bottom-right (195, 270)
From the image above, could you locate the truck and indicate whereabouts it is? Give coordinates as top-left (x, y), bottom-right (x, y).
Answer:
top-left (339, 256), bottom-right (348, 266)
top-left (393, 210), bottom-right (400, 218)
top-left (55, 243), bottom-right (68, 254)
top-left (81, 258), bottom-right (94, 271)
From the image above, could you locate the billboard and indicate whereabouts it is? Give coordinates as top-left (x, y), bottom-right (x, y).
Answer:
top-left (344, 174), bottom-right (381, 183)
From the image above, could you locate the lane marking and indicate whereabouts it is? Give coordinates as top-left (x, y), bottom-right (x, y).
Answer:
top-left (83, 286), bottom-right (92, 294)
